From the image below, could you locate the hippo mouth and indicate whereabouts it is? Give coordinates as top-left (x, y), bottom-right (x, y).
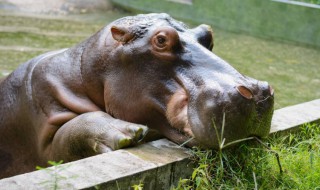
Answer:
top-left (166, 88), bottom-right (194, 138)
top-left (165, 82), bottom-right (274, 149)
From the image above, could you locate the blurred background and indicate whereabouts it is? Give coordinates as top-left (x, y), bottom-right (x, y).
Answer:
top-left (0, 0), bottom-right (319, 109)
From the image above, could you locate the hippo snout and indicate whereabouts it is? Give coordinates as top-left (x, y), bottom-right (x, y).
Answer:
top-left (187, 80), bottom-right (274, 149)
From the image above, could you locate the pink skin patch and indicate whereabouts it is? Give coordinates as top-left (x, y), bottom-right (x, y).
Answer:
top-left (166, 88), bottom-right (194, 137)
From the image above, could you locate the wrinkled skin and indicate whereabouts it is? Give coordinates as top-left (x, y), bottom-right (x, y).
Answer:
top-left (0, 13), bottom-right (274, 178)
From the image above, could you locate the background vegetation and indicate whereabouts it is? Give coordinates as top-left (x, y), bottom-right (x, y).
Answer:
top-left (112, 0), bottom-right (320, 49)
top-left (296, 0), bottom-right (320, 4)
top-left (0, 9), bottom-right (319, 109)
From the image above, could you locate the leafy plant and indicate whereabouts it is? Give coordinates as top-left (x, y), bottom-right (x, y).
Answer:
top-left (132, 182), bottom-right (144, 190)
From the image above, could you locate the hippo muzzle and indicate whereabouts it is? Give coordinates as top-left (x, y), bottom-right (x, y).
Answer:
top-left (164, 41), bottom-right (274, 149)
top-left (177, 52), bottom-right (274, 148)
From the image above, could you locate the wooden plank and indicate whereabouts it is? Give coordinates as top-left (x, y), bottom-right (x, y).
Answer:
top-left (0, 99), bottom-right (319, 189)
top-left (270, 99), bottom-right (320, 133)
top-left (0, 139), bottom-right (193, 190)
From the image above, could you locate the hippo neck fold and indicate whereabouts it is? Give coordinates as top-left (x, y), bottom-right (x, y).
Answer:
top-left (79, 27), bottom-right (113, 110)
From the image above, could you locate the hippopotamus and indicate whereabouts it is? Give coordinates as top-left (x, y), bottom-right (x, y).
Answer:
top-left (0, 13), bottom-right (274, 178)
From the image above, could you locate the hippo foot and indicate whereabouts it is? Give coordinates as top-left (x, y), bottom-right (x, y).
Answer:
top-left (50, 111), bottom-right (148, 162)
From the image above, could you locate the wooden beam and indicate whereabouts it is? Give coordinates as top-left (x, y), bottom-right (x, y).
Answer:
top-left (1, 99), bottom-right (319, 189)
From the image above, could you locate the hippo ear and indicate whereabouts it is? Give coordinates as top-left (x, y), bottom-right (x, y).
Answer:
top-left (111, 26), bottom-right (134, 43)
top-left (191, 24), bottom-right (214, 51)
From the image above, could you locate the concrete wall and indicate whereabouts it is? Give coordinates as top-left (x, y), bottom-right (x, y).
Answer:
top-left (112, 0), bottom-right (320, 48)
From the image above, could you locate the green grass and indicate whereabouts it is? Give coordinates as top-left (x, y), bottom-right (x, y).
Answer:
top-left (0, 9), bottom-right (131, 77)
top-left (0, 11), bottom-right (129, 33)
top-left (0, 32), bottom-right (84, 49)
top-left (295, 0), bottom-right (320, 5)
top-left (0, 51), bottom-right (41, 72)
top-left (213, 32), bottom-right (320, 109)
top-left (174, 123), bottom-right (320, 190)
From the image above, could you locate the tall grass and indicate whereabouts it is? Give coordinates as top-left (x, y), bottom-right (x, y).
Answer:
top-left (174, 123), bottom-right (320, 189)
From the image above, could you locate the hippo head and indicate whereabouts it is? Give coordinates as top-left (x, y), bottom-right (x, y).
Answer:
top-left (84, 13), bottom-right (274, 149)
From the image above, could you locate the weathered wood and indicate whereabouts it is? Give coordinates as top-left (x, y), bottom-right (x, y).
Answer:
top-left (270, 99), bottom-right (320, 133)
top-left (0, 99), bottom-right (319, 190)
top-left (0, 139), bottom-right (194, 190)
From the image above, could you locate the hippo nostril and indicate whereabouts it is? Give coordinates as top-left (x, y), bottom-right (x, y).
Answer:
top-left (269, 85), bottom-right (274, 96)
top-left (236, 85), bottom-right (253, 100)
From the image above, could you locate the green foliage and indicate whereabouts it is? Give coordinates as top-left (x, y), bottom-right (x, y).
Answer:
top-left (36, 160), bottom-right (64, 170)
top-left (174, 123), bottom-right (320, 190)
top-left (132, 182), bottom-right (144, 190)
top-left (0, 10), bottom-right (130, 77)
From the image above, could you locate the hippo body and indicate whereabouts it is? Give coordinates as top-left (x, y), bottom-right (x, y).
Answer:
top-left (0, 13), bottom-right (274, 178)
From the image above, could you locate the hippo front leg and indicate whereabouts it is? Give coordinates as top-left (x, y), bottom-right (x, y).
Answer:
top-left (50, 111), bottom-right (148, 162)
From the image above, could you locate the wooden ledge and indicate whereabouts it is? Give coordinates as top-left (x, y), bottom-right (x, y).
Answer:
top-left (1, 99), bottom-right (319, 189)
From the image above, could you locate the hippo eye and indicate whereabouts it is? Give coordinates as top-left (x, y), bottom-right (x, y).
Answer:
top-left (151, 27), bottom-right (180, 56)
top-left (155, 35), bottom-right (167, 48)
top-left (157, 36), bottom-right (166, 44)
